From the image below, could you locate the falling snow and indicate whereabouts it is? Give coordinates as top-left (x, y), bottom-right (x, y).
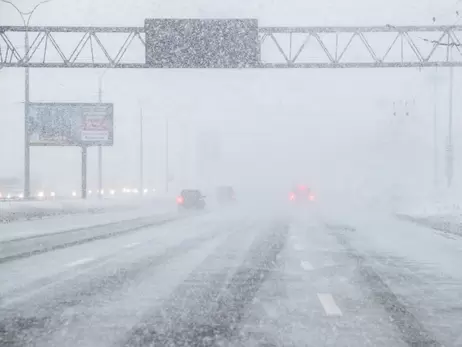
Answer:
top-left (1, 0), bottom-right (462, 346)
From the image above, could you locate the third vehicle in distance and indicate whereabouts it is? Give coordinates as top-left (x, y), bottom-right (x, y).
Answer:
top-left (289, 184), bottom-right (315, 204)
top-left (216, 186), bottom-right (236, 205)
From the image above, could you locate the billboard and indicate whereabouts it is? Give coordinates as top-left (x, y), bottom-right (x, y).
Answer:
top-left (145, 19), bottom-right (260, 68)
top-left (27, 103), bottom-right (113, 146)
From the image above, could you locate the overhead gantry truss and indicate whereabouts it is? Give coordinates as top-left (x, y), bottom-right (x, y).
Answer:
top-left (0, 26), bottom-right (146, 68)
top-left (1, 25), bottom-right (462, 68)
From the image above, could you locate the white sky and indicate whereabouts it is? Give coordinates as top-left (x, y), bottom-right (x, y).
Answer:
top-left (0, 0), bottom-right (461, 198)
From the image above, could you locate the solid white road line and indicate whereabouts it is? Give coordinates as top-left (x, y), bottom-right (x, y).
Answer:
top-left (124, 242), bottom-right (140, 248)
top-left (66, 257), bottom-right (94, 267)
top-left (317, 293), bottom-right (343, 316)
top-left (301, 260), bottom-right (313, 271)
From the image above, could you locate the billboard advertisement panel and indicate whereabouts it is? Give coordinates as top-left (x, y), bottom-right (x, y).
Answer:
top-left (27, 103), bottom-right (113, 146)
top-left (145, 19), bottom-right (260, 68)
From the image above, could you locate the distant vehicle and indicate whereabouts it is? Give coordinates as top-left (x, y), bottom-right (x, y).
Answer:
top-left (216, 186), bottom-right (236, 205)
top-left (289, 185), bottom-right (315, 204)
top-left (177, 189), bottom-right (206, 211)
top-left (1, 188), bottom-right (24, 201)
top-left (0, 177), bottom-right (24, 200)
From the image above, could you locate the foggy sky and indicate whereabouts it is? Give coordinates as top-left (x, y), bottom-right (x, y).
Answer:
top-left (0, 0), bottom-right (460, 198)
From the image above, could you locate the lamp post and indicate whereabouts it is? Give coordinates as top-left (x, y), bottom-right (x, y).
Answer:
top-left (140, 107), bottom-right (144, 196)
top-left (1, 0), bottom-right (52, 199)
top-left (433, 67), bottom-right (438, 187)
top-left (424, 14), bottom-right (459, 188)
top-left (165, 116), bottom-right (169, 193)
top-left (97, 70), bottom-right (109, 199)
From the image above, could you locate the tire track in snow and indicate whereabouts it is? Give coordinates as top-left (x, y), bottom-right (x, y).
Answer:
top-left (122, 221), bottom-right (289, 347)
top-left (325, 224), bottom-right (442, 347)
top-left (0, 229), bottom-right (220, 347)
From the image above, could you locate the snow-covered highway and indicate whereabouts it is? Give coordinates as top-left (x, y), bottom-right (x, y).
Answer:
top-left (1, 202), bottom-right (461, 346)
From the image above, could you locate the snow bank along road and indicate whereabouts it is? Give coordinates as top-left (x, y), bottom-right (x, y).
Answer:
top-left (0, 198), bottom-right (170, 223)
top-left (0, 205), bottom-right (462, 346)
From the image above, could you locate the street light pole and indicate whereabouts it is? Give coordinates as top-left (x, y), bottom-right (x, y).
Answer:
top-left (433, 67), bottom-right (438, 187)
top-left (140, 107), bottom-right (144, 195)
top-left (97, 70), bottom-right (108, 199)
top-left (24, 26), bottom-right (30, 198)
top-left (447, 62), bottom-right (454, 188)
top-left (1, 0), bottom-right (51, 199)
top-left (165, 116), bottom-right (169, 193)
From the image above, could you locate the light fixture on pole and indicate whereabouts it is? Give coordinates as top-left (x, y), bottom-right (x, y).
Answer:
top-left (0, 0), bottom-right (52, 199)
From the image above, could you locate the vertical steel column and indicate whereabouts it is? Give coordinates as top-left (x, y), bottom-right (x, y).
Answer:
top-left (82, 146), bottom-right (87, 199)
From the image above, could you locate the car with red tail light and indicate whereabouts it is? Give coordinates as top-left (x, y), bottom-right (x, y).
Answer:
top-left (289, 185), bottom-right (316, 204)
top-left (177, 189), bottom-right (206, 211)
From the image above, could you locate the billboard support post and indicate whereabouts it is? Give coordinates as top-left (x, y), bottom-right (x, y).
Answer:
top-left (97, 73), bottom-right (105, 200)
top-left (81, 146), bottom-right (87, 199)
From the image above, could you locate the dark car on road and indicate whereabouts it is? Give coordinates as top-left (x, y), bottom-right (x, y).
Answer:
top-left (177, 189), bottom-right (206, 211)
top-left (216, 186), bottom-right (236, 205)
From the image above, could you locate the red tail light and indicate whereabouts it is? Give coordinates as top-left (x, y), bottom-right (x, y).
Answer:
top-left (289, 192), bottom-right (296, 201)
top-left (309, 195), bottom-right (315, 201)
top-left (176, 196), bottom-right (184, 204)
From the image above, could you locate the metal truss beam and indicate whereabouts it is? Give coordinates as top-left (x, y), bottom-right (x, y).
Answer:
top-left (1, 25), bottom-right (462, 68)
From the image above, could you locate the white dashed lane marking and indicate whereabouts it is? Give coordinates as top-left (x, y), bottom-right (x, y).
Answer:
top-left (66, 257), bottom-right (94, 267)
top-left (124, 242), bottom-right (140, 248)
top-left (317, 293), bottom-right (343, 316)
top-left (300, 260), bottom-right (313, 271)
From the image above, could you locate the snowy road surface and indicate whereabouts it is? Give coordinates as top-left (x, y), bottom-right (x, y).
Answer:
top-left (1, 205), bottom-right (462, 346)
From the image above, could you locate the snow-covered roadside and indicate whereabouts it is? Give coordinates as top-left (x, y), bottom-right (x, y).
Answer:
top-left (0, 202), bottom-right (176, 243)
top-left (0, 197), bottom-right (172, 223)
top-left (396, 213), bottom-right (462, 236)
top-left (312, 191), bottom-right (462, 236)
top-left (320, 191), bottom-right (462, 236)
top-left (392, 193), bottom-right (462, 236)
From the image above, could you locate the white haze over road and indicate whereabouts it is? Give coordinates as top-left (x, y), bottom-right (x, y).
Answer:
top-left (3, 2), bottom-right (462, 346)
top-left (0, 0), bottom-right (461, 201)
